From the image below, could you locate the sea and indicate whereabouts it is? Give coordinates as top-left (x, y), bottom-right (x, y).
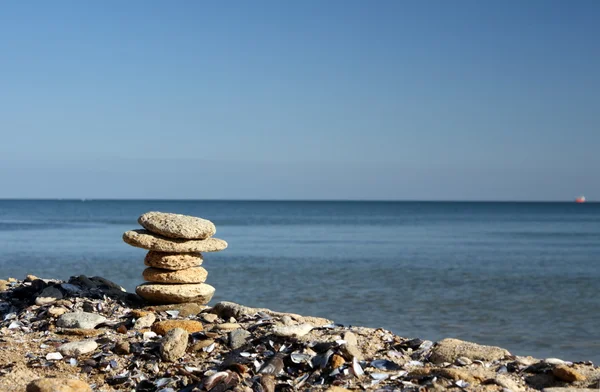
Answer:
top-left (0, 200), bottom-right (599, 363)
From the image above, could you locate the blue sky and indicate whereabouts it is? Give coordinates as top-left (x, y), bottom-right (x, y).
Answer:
top-left (1, 1), bottom-right (598, 200)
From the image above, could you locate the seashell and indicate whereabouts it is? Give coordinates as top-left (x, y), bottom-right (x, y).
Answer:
top-left (203, 343), bottom-right (215, 353)
top-left (351, 357), bottom-right (364, 377)
top-left (227, 363), bottom-right (248, 375)
top-left (389, 370), bottom-right (408, 379)
top-left (309, 341), bottom-right (336, 353)
top-left (259, 353), bottom-right (285, 375)
top-left (401, 338), bottom-right (424, 349)
top-left (239, 352), bottom-right (255, 358)
top-left (69, 358), bottom-right (77, 366)
top-left (290, 352), bottom-right (312, 364)
top-left (294, 373), bottom-right (310, 388)
top-left (155, 378), bottom-right (176, 387)
top-left (371, 359), bottom-right (402, 371)
top-left (370, 373), bottom-right (389, 380)
top-left (387, 350), bottom-right (404, 358)
top-left (165, 310), bottom-right (180, 318)
top-left (321, 323), bottom-right (344, 329)
top-left (401, 381), bottom-right (420, 387)
top-left (407, 360), bottom-right (423, 367)
top-left (8, 321), bottom-right (21, 329)
top-left (253, 359), bottom-right (263, 372)
top-left (203, 371), bottom-right (230, 390)
top-left (455, 380), bottom-right (469, 388)
top-left (418, 340), bottom-right (433, 351)
top-left (185, 366), bottom-right (202, 373)
top-left (311, 349), bottom-right (333, 369)
top-left (4, 313), bottom-right (16, 321)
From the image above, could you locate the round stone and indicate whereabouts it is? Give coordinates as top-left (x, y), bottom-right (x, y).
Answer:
top-left (136, 283), bottom-right (215, 304)
top-left (144, 251), bottom-right (203, 270)
top-left (123, 230), bottom-right (227, 252)
top-left (138, 211), bottom-right (216, 239)
top-left (26, 378), bottom-right (92, 392)
top-left (143, 267), bottom-right (208, 284)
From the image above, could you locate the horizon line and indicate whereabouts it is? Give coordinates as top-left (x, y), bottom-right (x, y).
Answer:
top-left (0, 198), bottom-right (595, 203)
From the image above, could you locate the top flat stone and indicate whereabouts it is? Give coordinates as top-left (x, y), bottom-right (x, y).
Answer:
top-left (123, 229), bottom-right (227, 252)
top-left (138, 211), bottom-right (216, 239)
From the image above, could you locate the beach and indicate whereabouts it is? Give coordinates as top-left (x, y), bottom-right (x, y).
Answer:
top-left (1, 274), bottom-right (599, 391)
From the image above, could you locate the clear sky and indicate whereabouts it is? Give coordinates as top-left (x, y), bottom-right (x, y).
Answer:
top-left (1, 1), bottom-right (598, 200)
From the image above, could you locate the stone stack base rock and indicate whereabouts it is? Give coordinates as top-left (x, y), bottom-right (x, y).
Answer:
top-left (122, 212), bottom-right (227, 304)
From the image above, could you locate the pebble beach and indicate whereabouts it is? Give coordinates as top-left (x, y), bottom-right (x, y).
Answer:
top-left (1, 274), bottom-right (599, 392)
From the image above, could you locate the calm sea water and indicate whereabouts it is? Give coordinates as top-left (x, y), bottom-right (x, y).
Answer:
top-left (0, 200), bottom-right (599, 363)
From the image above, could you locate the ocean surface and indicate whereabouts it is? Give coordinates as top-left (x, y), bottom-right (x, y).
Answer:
top-left (0, 200), bottom-right (599, 363)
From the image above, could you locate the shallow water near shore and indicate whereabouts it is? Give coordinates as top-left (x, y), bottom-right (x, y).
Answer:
top-left (1, 200), bottom-right (599, 363)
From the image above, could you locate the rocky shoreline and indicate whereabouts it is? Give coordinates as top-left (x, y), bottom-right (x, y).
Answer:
top-left (0, 275), bottom-right (598, 392)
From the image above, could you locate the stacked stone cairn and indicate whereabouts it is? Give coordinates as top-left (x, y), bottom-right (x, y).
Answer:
top-left (122, 211), bottom-right (227, 304)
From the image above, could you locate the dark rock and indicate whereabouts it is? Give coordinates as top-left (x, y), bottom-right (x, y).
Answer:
top-left (114, 341), bottom-right (131, 355)
top-left (229, 329), bottom-right (251, 350)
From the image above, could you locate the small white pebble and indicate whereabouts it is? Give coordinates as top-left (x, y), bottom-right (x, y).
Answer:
top-left (46, 352), bottom-right (63, 360)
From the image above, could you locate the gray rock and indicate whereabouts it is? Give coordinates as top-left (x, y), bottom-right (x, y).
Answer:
top-left (56, 312), bottom-right (107, 329)
top-left (123, 229), bottom-right (227, 253)
top-left (543, 389), bottom-right (598, 392)
top-left (516, 356), bottom-right (539, 366)
top-left (494, 374), bottom-right (525, 391)
top-left (26, 377), bottom-right (92, 392)
top-left (341, 341), bottom-right (364, 361)
top-left (429, 338), bottom-right (510, 364)
top-left (138, 211), bottom-right (216, 239)
top-left (89, 276), bottom-right (126, 292)
top-left (343, 331), bottom-right (358, 346)
top-left (142, 266), bottom-right (208, 284)
top-left (200, 313), bottom-right (218, 323)
top-left (272, 323), bottom-right (314, 338)
top-left (160, 327), bottom-right (189, 362)
top-left (134, 313), bottom-right (156, 329)
top-left (35, 286), bottom-right (63, 306)
top-left (144, 251), bottom-right (203, 270)
top-left (47, 306), bottom-right (68, 318)
top-left (58, 339), bottom-right (98, 356)
top-left (229, 329), bottom-right (251, 350)
top-left (59, 283), bottom-right (82, 294)
top-left (136, 283), bottom-right (215, 305)
top-left (211, 301), bottom-right (332, 326)
top-left (340, 331), bottom-right (364, 360)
